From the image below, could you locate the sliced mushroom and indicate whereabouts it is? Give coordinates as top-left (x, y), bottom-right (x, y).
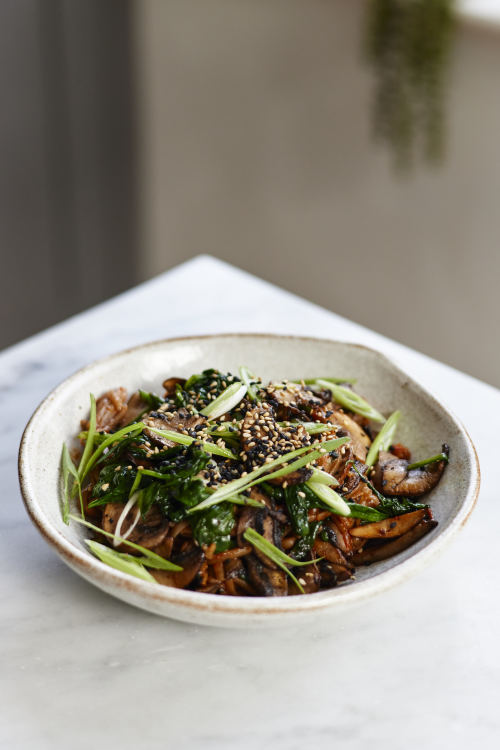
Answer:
top-left (162, 377), bottom-right (186, 397)
top-left (245, 554), bottom-right (288, 596)
top-left (372, 445), bottom-right (449, 497)
top-left (350, 508), bottom-right (430, 539)
top-left (318, 560), bottom-right (339, 588)
top-left (143, 408), bottom-right (206, 448)
top-left (351, 519), bottom-right (438, 565)
top-left (310, 404), bottom-right (371, 462)
top-left (314, 428), bottom-right (355, 485)
top-left (236, 502), bottom-right (282, 569)
top-left (313, 539), bottom-right (354, 574)
top-left (117, 391), bottom-right (149, 428)
top-left (339, 460), bottom-right (380, 507)
top-left (390, 443), bottom-right (411, 460)
top-left (151, 547), bottom-right (205, 588)
top-left (82, 387), bottom-right (128, 432)
top-left (264, 383), bottom-right (326, 420)
top-left (326, 516), bottom-right (356, 555)
top-left (101, 502), bottom-right (169, 552)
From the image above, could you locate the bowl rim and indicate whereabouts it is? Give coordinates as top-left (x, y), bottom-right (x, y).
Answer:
top-left (18, 333), bottom-right (481, 617)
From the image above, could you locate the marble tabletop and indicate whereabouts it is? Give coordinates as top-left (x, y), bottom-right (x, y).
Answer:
top-left (1, 256), bottom-right (498, 750)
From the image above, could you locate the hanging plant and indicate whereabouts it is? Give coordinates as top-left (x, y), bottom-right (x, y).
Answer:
top-left (365, 0), bottom-right (456, 168)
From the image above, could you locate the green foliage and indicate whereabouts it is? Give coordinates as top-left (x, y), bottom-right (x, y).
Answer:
top-left (366, 410), bottom-right (401, 467)
top-left (365, 0), bottom-right (456, 167)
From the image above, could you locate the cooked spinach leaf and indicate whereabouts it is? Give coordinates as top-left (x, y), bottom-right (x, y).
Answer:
top-left (139, 446), bottom-right (211, 519)
top-left (156, 445), bottom-right (210, 482)
top-left (377, 496), bottom-right (427, 516)
top-left (291, 521), bottom-right (322, 561)
top-left (191, 504), bottom-right (235, 552)
top-left (138, 390), bottom-right (164, 410)
top-left (89, 463), bottom-right (137, 506)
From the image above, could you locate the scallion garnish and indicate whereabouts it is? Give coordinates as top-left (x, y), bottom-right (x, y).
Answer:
top-left (315, 379), bottom-right (385, 422)
top-left (77, 393), bottom-right (97, 480)
top-left (239, 366), bottom-right (261, 402)
top-left (188, 436), bottom-right (350, 513)
top-left (186, 445), bottom-right (314, 513)
top-left (61, 443), bottom-right (83, 523)
top-left (81, 422), bottom-right (145, 480)
top-left (310, 467), bottom-right (339, 486)
top-left (206, 420), bottom-right (334, 438)
top-left (365, 410), bottom-right (401, 467)
top-left (246, 438), bottom-right (347, 487)
top-left (85, 540), bottom-right (157, 583)
top-left (243, 528), bottom-right (313, 594)
top-left (225, 494), bottom-right (266, 508)
top-left (305, 480), bottom-right (351, 516)
top-left (345, 503), bottom-right (388, 521)
top-left (113, 493), bottom-right (141, 547)
top-left (69, 514), bottom-right (182, 570)
top-left (200, 381), bottom-right (247, 419)
top-left (407, 452), bottom-right (449, 470)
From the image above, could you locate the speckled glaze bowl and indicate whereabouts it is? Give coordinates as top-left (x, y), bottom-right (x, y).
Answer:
top-left (18, 335), bottom-right (480, 627)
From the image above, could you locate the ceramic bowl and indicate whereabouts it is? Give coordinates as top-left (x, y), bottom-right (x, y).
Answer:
top-left (18, 334), bottom-right (480, 627)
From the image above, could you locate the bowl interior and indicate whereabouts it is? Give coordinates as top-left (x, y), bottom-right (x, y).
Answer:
top-left (19, 335), bottom-right (479, 625)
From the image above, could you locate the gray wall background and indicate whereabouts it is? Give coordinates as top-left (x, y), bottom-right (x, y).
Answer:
top-left (0, 0), bottom-right (138, 348)
top-left (1, 0), bottom-right (499, 389)
top-left (135, 0), bottom-right (500, 387)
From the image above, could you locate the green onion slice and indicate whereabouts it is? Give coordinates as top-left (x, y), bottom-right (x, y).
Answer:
top-left (407, 452), bottom-right (449, 470)
top-left (147, 427), bottom-right (237, 460)
top-left (81, 422), bottom-right (145, 481)
top-left (69, 514), bottom-right (182, 571)
top-left (188, 436), bottom-right (350, 513)
top-left (365, 410), bottom-right (401, 467)
top-left (310, 467), bottom-right (339, 486)
top-left (346, 502), bottom-right (388, 521)
top-left (77, 394), bottom-right (97, 480)
top-left (200, 382), bottom-right (247, 419)
top-left (239, 366), bottom-right (260, 402)
top-left (305, 480), bottom-right (351, 516)
top-left (85, 540), bottom-right (157, 583)
top-left (315, 380), bottom-right (385, 423)
top-left (243, 528), bottom-right (313, 594)
top-left (61, 444), bottom-right (83, 523)
top-left (225, 494), bottom-right (266, 508)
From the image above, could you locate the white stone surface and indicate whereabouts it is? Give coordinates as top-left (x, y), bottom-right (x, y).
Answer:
top-left (1, 256), bottom-right (498, 749)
